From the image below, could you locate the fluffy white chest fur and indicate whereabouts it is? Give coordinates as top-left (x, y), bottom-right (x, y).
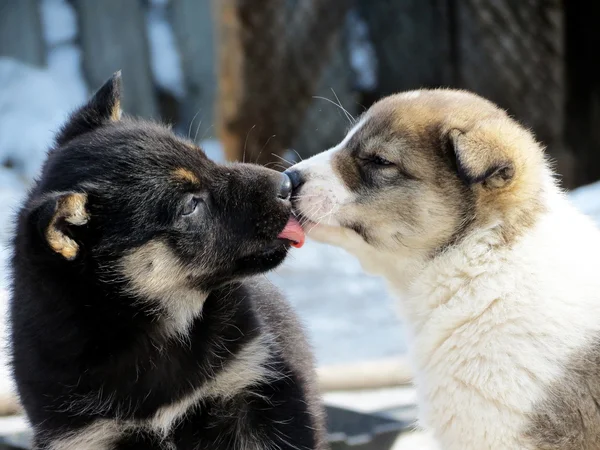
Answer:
top-left (384, 191), bottom-right (600, 449)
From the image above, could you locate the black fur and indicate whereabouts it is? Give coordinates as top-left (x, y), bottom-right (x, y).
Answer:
top-left (9, 73), bottom-right (325, 449)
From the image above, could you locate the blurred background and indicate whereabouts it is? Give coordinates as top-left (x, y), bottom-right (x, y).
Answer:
top-left (1, 0), bottom-right (600, 447)
top-left (4, 0), bottom-right (599, 187)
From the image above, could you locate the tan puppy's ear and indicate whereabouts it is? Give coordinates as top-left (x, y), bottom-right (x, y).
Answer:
top-left (448, 126), bottom-right (515, 189)
top-left (31, 192), bottom-right (90, 261)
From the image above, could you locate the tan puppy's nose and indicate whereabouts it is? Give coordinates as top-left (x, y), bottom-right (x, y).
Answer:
top-left (284, 169), bottom-right (304, 192)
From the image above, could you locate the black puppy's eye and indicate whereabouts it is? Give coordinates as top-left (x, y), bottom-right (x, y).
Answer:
top-left (182, 196), bottom-right (200, 216)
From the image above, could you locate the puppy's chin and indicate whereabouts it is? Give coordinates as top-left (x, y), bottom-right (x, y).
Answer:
top-left (303, 221), bottom-right (366, 250)
top-left (233, 244), bottom-right (290, 276)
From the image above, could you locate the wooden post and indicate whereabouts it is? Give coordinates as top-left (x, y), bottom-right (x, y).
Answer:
top-left (214, 0), bottom-right (283, 163)
top-left (358, 0), bottom-right (453, 95)
top-left (0, 0), bottom-right (45, 66)
top-left (453, 0), bottom-right (571, 186)
top-left (293, 30), bottom-right (358, 161)
top-left (214, 0), bottom-right (352, 166)
top-left (74, 0), bottom-right (158, 118)
top-left (171, 0), bottom-right (216, 140)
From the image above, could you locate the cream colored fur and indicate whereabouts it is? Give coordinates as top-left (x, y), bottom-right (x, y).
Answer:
top-left (291, 90), bottom-right (600, 449)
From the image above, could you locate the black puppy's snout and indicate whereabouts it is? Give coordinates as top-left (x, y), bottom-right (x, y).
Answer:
top-left (284, 169), bottom-right (304, 191)
top-left (278, 172), bottom-right (292, 199)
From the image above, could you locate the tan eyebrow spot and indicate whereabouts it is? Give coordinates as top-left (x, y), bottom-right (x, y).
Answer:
top-left (172, 168), bottom-right (200, 185)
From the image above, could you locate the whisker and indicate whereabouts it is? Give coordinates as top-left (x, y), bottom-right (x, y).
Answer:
top-left (271, 153), bottom-right (295, 167)
top-left (313, 93), bottom-right (355, 125)
top-left (298, 205), bottom-right (321, 225)
top-left (291, 193), bottom-right (322, 199)
top-left (313, 206), bottom-right (337, 225)
top-left (298, 200), bottom-right (326, 226)
top-left (265, 162), bottom-right (288, 171)
top-left (331, 88), bottom-right (355, 124)
top-left (289, 148), bottom-right (304, 162)
top-left (254, 134), bottom-right (277, 164)
top-left (243, 124), bottom-right (257, 164)
top-left (193, 111), bottom-right (207, 143)
top-left (199, 124), bottom-right (214, 143)
top-left (187, 108), bottom-right (202, 140)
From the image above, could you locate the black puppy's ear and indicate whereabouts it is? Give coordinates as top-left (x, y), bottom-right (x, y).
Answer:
top-left (447, 127), bottom-right (515, 189)
top-left (55, 71), bottom-right (123, 146)
top-left (30, 192), bottom-right (90, 261)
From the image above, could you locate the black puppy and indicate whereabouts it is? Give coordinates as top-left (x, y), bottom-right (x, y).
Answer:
top-left (9, 73), bottom-right (325, 450)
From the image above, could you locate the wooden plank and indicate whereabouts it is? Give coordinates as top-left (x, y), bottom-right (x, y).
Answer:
top-left (171, 0), bottom-right (216, 140)
top-left (0, 0), bottom-right (45, 66)
top-left (318, 357), bottom-right (413, 392)
top-left (74, 0), bottom-right (158, 118)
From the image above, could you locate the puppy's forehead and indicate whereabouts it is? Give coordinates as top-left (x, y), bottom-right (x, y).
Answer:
top-left (347, 93), bottom-right (443, 149)
top-left (337, 89), bottom-right (508, 164)
top-left (374, 90), bottom-right (504, 131)
top-left (347, 112), bottom-right (396, 149)
top-left (345, 98), bottom-right (439, 153)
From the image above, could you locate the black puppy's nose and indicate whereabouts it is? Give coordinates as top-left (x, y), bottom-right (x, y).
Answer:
top-left (284, 169), bottom-right (304, 190)
top-left (278, 172), bottom-right (292, 199)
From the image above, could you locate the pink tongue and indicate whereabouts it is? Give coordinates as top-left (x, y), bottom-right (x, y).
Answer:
top-left (277, 216), bottom-right (305, 248)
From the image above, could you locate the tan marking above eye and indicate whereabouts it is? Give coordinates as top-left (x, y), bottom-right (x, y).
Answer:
top-left (172, 168), bottom-right (200, 185)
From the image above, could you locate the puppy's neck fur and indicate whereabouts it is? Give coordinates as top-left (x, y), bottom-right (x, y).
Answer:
top-left (346, 177), bottom-right (600, 448)
top-left (119, 240), bottom-right (208, 337)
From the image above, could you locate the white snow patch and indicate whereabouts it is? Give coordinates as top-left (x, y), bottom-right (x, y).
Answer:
top-left (146, 2), bottom-right (185, 98)
top-left (568, 180), bottom-right (600, 222)
top-left (0, 169), bottom-right (25, 259)
top-left (0, 58), bottom-right (86, 182)
top-left (47, 44), bottom-right (88, 103)
top-left (40, 0), bottom-right (78, 47)
top-left (0, 290), bottom-right (18, 415)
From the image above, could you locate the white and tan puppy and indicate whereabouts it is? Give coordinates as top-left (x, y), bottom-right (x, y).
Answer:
top-left (286, 89), bottom-right (600, 450)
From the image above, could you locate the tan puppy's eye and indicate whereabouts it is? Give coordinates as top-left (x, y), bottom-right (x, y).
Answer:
top-left (370, 155), bottom-right (393, 166)
top-left (360, 154), bottom-right (394, 167)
